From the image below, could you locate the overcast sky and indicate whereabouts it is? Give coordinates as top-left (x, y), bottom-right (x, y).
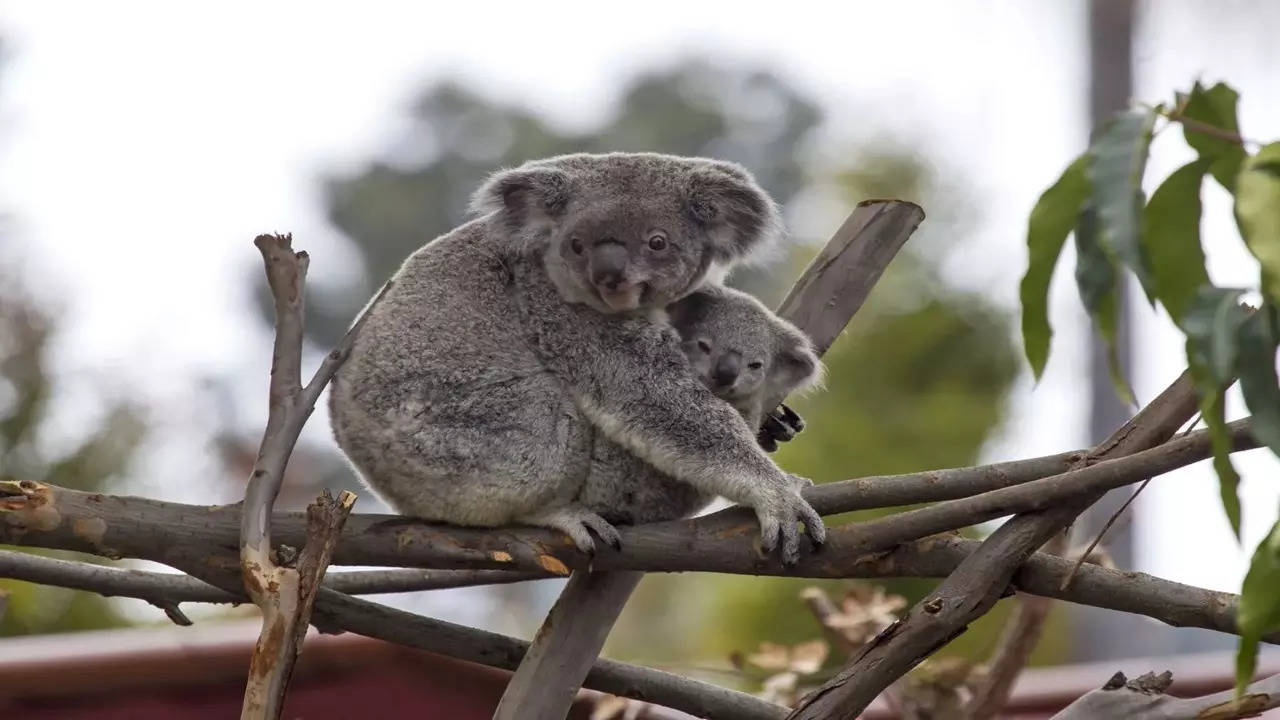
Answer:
top-left (1, 1), bottom-right (1278, 610)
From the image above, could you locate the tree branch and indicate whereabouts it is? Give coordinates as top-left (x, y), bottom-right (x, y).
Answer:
top-left (238, 235), bottom-right (385, 719)
top-left (1, 420), bottom-right (1246, 581)
top-left (963, 533), bottom-right (1068, 719)
top-left (1052, 668), bottom-right (1280, 719)
top-left (6, 515), bottom-right (1277, 719)
top-left (786, 371), bottom-right (1202, 719)
top-left (2, 481), bottom-right (1274, 646)
top-left (0, 550), bottom-right (544, 604)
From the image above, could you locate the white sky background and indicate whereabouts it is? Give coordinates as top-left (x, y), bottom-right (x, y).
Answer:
top-left (0, 0), bottom-right (1277, 629)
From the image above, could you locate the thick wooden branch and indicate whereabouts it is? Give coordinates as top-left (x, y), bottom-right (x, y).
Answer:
top-left (2, 479), bottom-right (1274, 646)
top-left (1051, 669), bottom-right (1280, 719)
top-left (786, 371), bottom-right (1202, 719)
top-left (774, 200), bottom-right (924, 356)
top-left (0, 420), bottom-right (1246, 579)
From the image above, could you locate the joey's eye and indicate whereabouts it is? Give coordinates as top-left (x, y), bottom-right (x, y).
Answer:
top-left (697, 340), bottom-right (711, 355)
top-left (747, 361), bottom-right (764, 370)
top-left (570, 237), bottom-right (584, 255)
top-left (647, 232), bottom-right (668, 251)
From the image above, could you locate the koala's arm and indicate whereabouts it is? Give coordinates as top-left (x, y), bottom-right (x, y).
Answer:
top-left (514, 263), bottom-right (824, 558)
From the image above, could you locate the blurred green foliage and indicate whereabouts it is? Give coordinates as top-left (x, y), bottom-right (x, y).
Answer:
top-left (0, 267), bottom-right (148, 636)
top-left (305, 59), bottom-right (1039, 672)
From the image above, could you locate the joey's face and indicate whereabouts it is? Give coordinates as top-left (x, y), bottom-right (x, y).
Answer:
top-left (551, 201), bottom-right (709, 314)
top-left (681, 332), bottom-right (769, 403)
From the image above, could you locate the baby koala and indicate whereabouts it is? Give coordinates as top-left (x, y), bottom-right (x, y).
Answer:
top-left (577, 284), bottom-right (822, 525)
top-left (670, 284), bottom-right (822, 441)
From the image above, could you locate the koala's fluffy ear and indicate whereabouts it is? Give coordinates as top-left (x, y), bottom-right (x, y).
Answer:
top-left (773, 340), bottom-right (823, 394)
top-left (469, 166), bottom-right (572, 231)
top-left (685, 164), bottom-right (784, 263)
top-left (665, 289), bottom-right (715, 332)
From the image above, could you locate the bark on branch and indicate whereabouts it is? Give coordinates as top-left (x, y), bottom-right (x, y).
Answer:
top-left (1, 479), bottom-right (1274, 646)
top-left (240, 234), bottom-right (366, 720)
top-left (0, 550), bottom-right (544, 604)
top-left (1051, 668), bottom-right (1280, 719)
top-left (786, 371), bottom-right (1202, 719)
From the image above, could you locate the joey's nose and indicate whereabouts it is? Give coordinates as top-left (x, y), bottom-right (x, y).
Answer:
top-left (714, 352), bottom-right (741, 387)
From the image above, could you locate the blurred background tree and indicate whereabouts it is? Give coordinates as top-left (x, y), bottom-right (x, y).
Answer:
top-left (0, 39), bottom-right (147, 637)
top-left (253, 58), bottom-right (1052, 677)
top-left (0, 266), bottom-right (148, 636)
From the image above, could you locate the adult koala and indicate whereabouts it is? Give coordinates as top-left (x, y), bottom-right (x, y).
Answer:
top-left (329, 152), bottom-right (825, 561)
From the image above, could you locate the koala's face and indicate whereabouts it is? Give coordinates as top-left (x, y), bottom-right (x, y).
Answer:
top-left (681, 325), bottom-right (772, 404)
top-left (669, 288), bottom-right (822, 410)
top-left (470, 153), bottom-right (784, 315)
top-left (551, 201), bottom-right (707, 313)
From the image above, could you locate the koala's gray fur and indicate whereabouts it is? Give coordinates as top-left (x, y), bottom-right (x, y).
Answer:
top-left (577, 284), bottom-right (822, 525)
top-left (329, 152), bottom-right (825, 561)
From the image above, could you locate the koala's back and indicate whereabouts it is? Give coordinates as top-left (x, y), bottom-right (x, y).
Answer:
top-left (330, 220), bottom-right (590, 525)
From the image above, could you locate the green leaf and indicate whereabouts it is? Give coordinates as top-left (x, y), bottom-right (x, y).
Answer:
top-left (1088, 107), bottom-right (1159, 300)
top-left (1179, 81), bottom-right (1246, 191)
top-left (1184, 287), bottom-right (1249, 538)
top-left (1239, 307), bottom-right (1280, 457)
top-left (1020, 154), bottom-right (1090, 379)
top-left (1236, 519), bottom-right (1280, 694)
top-left (1184, 287), bottom-right (1249, 384)
top-left (1075, 203), bottom-right (1132, 404)
top-left (1236, 143), bottom-right (1280, 305)
top-left (1143, 159), bottom-right (1210, 323)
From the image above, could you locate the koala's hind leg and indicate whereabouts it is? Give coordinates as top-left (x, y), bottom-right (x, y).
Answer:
top-left (518, 504), bottom-right (622, 553)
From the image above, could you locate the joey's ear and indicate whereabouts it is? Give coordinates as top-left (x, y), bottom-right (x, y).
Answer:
top-left (665, 290), bottom-right (716, 333)
top-left (685, 164), bottom-right (784, 264)
top-left (774, 341), bottom-right (823, 394)
top-left (469, 166), bottom-right (572, 230)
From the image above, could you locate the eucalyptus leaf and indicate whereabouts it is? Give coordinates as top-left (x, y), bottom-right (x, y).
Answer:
top-left (1020, 155), bottom-right (1090, 379)
top-left (1183, 287), bottom-right (1249, 538)
top-left (1235, 143), bottom-right (1280, 305)
top-left (1236, 519), bottom-right (1280, 694)
top-left (1143, 159), bottom-right (1210, 323)
top-left (1075, 203), bottom-right (1132, 404)
top-left (1088, 107), bottom-right (1159, 300)
top-left (1179, 81), bottom-right (1246, 191)
top-left (1183, 287), bottom-right (1249, 385)
top-left (1238, 307), bottom-right (1280, 458)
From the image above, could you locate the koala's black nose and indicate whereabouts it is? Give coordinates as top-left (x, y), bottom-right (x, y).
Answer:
top-left (714, 352), bottom-right (741, 387)
top-left (591, 240), bottom-right (629, 289)
top-left (592, 268), bottom-right (624, 290)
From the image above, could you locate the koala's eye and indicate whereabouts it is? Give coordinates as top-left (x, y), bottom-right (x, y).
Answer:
top-left (647, 232), bottom-right (668, 251)
top-left (570, 237), bottom-right (584, 255)
top-left (697, 340), bottom-right (711, 354)
top-left (747, 361), bottom-right (764, 370)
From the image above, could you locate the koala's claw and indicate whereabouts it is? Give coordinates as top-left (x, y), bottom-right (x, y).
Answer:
top-left (758, 404), bottom-right (807, 453)
top-left (520, 506), bottom-right (622, 554)
top-left (582, 512), bottom-right (623, 551)
top-left (754, 476), bottom-right (826, 565)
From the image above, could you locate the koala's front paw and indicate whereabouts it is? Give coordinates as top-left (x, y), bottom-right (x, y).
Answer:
top-left (520, 505), bottom-right (623, 554)
top-left (751, 480), bottom-right (826, 565)
top-left (757, 404), bottom-right (806, 453)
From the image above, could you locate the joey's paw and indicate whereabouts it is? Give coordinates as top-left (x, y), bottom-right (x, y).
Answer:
top-left (752, 483), bottom-right (827, 566)
top-left (757, 404), bottom-right (806, 453)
